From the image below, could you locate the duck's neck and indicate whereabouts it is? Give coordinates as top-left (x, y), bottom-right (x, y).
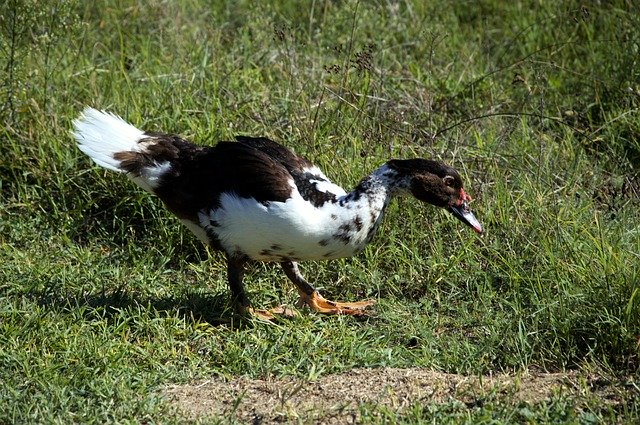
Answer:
top-left (330, 164), bottom-right (410, 251)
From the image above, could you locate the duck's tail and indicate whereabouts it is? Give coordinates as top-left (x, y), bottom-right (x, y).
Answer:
top-left (72, 107), bottom-right (177, 192)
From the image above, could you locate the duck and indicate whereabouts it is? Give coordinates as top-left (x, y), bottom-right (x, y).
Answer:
top-left (72, 107), bottom-right (482, 320)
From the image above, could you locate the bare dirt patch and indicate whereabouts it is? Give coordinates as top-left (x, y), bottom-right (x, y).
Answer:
top-left (163, 367), bottom-right (627, 423)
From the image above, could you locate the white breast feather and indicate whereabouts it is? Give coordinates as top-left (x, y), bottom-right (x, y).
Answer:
top-left (203, 187), bottom-right (364, 261)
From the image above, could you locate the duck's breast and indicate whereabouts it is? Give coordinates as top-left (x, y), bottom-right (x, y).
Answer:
top-left (203, 184), bottom-right (366, 261)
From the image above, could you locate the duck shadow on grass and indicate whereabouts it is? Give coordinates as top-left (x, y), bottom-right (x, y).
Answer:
top-left (31, 284), bottom-right (248, 328)
top-left (31, 282), bottom-right (378, 329)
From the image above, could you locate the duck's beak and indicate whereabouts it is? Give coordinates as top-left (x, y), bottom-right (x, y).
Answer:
top-left (449, 200), bottom-right (482, 233)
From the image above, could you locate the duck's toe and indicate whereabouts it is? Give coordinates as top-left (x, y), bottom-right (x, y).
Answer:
top-left (298, 291), bottom-right (375, 315)
top-left (241, 305), bottom-right (298, 321)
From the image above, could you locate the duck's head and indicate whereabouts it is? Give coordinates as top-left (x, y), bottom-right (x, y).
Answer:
top-left (387, 159), bottom-right (482, 233)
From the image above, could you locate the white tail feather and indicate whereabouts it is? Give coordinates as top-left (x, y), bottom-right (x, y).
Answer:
top-left (72, 107), bottom-right (145, 172)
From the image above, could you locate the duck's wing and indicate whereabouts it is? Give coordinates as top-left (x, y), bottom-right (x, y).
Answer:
top-left (206, 141), bottom-right (295, 202)
top-left (234, 136), bottom-right (314, 174)
top-left (153, 140), bottom-right (296, 219)
top-left (234, 136), bottom-right (346, 206)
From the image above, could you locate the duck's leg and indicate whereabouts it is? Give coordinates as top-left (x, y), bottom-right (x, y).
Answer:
top-left (227, 258), bottom-right (295, 320)
top-left (227, 258), bottom-right (251, 313)
top-left (280, 261), bottom-right (375, 315)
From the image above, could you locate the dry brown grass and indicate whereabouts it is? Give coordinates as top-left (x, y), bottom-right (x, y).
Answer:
top-left (164, 367), bottom-right (628, 423)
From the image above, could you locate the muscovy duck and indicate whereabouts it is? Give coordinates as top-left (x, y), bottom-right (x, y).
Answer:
top-left (72, 108), bottom-right (481, 319)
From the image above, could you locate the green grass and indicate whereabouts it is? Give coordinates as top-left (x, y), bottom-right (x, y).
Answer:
top-left (1, 0), bottom-right (639, 423)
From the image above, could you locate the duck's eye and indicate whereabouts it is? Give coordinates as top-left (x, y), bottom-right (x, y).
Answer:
top-left (443, 176), bottom-right (455, 186)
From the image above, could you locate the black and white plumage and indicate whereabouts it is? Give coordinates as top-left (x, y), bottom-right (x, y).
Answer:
top-left (72, 108), bottom-right (481, 319)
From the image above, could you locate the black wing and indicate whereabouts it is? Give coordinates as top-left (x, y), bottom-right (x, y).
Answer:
top-left (234, 136), bottom-right (314, 175)
top-left (151, 136), bottom-right (294, 220)
top-left (235, 136), bottom-right (338, 208)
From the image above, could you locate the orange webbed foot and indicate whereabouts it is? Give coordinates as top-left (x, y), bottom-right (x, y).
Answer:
top-left (240, 305), bottom-right (298, 321)
top-left (298, 291), bottom-right (375, 316)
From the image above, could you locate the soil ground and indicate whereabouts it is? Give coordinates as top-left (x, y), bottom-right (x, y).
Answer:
top-left (163, 367), bottom-right (626, 423)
